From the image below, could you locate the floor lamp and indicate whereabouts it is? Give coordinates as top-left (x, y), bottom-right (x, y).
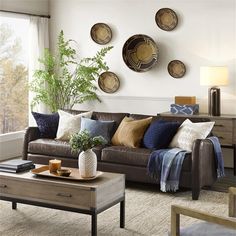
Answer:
top-left (200, 66), bottom-right (229, 116)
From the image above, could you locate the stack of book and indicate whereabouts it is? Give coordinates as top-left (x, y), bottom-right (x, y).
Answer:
top-left (0, 160), bottom-right (35, 173)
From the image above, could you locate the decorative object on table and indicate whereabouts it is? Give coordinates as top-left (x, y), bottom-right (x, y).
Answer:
top-left (30, 30), bottom-right (113, 112)
top-left (69, 130), bottom-right (106, 178)
top-left (90, 23), bottom-right (112, 45)
top-left (31, 165), bottom-right (103, 180)
top-left (200, 66), bottom-right (229, 116)
top-left (122, 34), bottom-right (159, 72)
top-left (56, 168), bottom-right (72, 177)
top-left (0, 160), bottom-right (35, 173)
top-left (155, 8), bottom-right (178, 31)
top-left (168, 60), bottom-right (186, 78)
top-left (170, 104), bottom-right (199, 115)
top-left (174, 96), bottom-right (196, 105)
top-left (49, 159), bottom-right (61, 173)
top-left (98, 71), bottom-right (120, 93)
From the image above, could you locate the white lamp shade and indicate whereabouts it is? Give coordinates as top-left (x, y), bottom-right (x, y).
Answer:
top-left (200, 66), bottom-right (229, 86)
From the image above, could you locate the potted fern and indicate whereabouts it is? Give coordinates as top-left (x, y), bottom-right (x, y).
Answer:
top-left (69, 130), bottom-right (106, 178)
top-left (30, 30), bottom-right (113, 112)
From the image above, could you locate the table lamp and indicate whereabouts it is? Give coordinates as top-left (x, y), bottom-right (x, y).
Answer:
top-left (200, 66), bottom-right (229, 116)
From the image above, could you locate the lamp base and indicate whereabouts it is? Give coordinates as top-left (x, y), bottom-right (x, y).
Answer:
top-left (208, 87), bottom-right (221, 116)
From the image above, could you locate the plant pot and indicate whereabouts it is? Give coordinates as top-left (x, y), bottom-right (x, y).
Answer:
top-left (78, 149), bottom-right (97, 178)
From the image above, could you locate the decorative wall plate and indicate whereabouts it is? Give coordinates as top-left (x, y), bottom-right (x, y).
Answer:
top-left (122, 34), bottom-right (158, 72)
top-left (155, 8), bottom-right (178, 31)
top-left (168, 60), bottom-right (186, 78)
top-left (98, 71), bottom-right (120, 93)
top-left (90, 23), bottom-right (112, 45)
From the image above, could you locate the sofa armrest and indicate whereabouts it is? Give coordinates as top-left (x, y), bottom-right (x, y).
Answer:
top-left (191, 139), bottom-right (217, 200)
top-left (22, 127), bottom-right (41, 160)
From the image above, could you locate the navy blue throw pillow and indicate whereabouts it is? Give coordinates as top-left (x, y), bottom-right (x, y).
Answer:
top-left (143, 120), bottom-right (180, 149)
top-left (32, 112), bottom-right (59, 138)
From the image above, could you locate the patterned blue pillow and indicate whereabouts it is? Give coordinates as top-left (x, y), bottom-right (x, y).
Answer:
top-left (80, 117), bottom-right (115, 144)
top-left (143, 120), bottom-right (180, 149)
top-left (32, 112), bottom-right (59, 138)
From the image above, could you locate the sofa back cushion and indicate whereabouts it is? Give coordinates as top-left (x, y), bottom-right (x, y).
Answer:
top-left (112, 116), bottom-right (152, 148)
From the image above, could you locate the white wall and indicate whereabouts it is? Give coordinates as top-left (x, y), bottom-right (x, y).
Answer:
top-left (0, 0), bottom-right (49, 15)
top-left (49, 0), bottom-right (236, 115)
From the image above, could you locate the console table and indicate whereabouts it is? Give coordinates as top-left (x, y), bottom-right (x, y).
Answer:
top-left (158, 112), bottom-right (236, 176)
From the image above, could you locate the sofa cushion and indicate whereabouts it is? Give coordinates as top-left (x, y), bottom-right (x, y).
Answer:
top-left (101, 146), bottom-right (152, 167)
top-left (112, 116), bottom-right (152, 148)
top-left (28, 139), bottom-right (103, 160)
top-left (143, 120), bottom-right (180, 149)
top-left (101, 146), bottom-right (192, 171)
top-left (170, 119), bottom-right (215, 151)
top-left (80, 117), bottom-right (115, 143)
top-left (32, 112), bottom-right (59, 139)
top-left (56, 110), bottom-right (93, 141)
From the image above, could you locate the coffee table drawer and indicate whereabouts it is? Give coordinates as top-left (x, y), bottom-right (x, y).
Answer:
top-left (0, 178), bottom-right (92, 209)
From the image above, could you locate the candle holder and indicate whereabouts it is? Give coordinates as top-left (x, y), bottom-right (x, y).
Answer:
top-left (49, 159), bottom-right (61, 173)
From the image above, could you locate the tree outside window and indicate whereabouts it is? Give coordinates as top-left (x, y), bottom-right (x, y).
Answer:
top-left (0, 16), bottom-right (29, 134)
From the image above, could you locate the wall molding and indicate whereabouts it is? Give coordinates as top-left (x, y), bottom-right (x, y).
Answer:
top-left (99, 95), bottom-right (236, 102)
top-left (99, 95), bottom-right (173, 102)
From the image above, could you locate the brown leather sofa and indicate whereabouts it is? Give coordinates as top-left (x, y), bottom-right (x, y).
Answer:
top-left (23, 110), bottom-right (217, 200)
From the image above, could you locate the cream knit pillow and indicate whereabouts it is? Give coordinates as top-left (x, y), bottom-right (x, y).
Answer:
top-left (169, 119), bottom-right (215, 151)
top-left (56, 110), bottom-right (93, 141)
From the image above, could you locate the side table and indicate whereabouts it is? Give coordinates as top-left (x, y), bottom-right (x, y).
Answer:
top-left (158, 112), bottom-right (236, 176)
top-left (229, 187), bottom-right (236, 217)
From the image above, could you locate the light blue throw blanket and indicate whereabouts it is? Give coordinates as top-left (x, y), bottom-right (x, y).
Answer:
top-left (207, 136), bottom-right (225, 177)
top-left (147, 148), bottom-right (189, 192)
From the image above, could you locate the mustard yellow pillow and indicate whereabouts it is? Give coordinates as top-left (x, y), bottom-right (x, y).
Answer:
top-left (111, 116), bottom-right (152, 148)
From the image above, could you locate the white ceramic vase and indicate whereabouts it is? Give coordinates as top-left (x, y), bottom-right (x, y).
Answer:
top-left (78, 149), bottom-right (97, 178)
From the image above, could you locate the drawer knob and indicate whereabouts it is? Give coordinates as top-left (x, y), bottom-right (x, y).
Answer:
top-left (0, 184), bottom-right (7, 188)
top-left (214, 124), bottom-right (224, 127)
top-left (56, 193), bottom-right (72, 198)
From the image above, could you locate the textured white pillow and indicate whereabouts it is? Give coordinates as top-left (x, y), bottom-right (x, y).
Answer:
top-left (169, 119), bottom-right (215, 151)
top-left (56, 110), bottom-right (93, 141)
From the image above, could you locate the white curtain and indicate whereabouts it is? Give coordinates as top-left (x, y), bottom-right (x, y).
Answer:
top-left (28, 16), bottom-right (49, 125)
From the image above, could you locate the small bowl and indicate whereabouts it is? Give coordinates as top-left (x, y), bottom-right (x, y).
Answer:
top-left (57, 168), bottom-right (72, 177)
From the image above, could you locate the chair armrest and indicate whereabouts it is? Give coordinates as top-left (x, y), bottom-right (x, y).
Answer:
top-left (171, 205), bottom-right (236, 236)
top-left (22, 127), bottom-right (41, 160)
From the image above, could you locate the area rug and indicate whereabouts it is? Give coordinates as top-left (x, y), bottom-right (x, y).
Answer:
top-left (0, 187), bottom-right (228, 236)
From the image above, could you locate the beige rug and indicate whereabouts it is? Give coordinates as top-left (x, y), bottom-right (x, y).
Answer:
top-left (0, 187), bottom-right (228, 236)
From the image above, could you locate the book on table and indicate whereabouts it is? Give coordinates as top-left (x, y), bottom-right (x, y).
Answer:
top-left (0, 160), bottom-right (35, 173)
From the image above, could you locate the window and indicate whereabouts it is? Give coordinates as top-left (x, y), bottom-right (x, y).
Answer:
top-left (0, 14), bottom-right (29, 134)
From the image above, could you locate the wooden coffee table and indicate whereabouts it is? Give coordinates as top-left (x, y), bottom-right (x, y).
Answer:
top-left (0, 165), bottom-right (125, 236)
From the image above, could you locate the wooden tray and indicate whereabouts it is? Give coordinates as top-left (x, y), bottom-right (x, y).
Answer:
top-left (31, 166), bottom-right (103, 181)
